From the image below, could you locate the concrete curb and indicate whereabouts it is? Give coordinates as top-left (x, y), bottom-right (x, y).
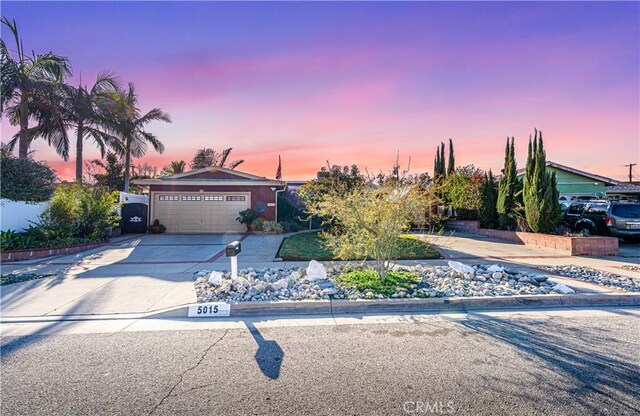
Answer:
top-left (149, 293), bottom-right (640, 319)
top-left (2, 294), bottom-right (638, 323)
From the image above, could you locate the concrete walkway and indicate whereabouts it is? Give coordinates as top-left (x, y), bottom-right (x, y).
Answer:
top-left (427, 231), bottom-right (640, 279)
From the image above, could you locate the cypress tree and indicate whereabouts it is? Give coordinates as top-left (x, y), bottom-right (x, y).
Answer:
top-left (447, 138), bottom-right (455, 175)
top-left (496, 137), bottom-right (517, 229)
top-left (479, 170), bottom-right (499, 228)
top-left (434, 142), bottom-right (447, 180)
top-left (523, 129), bottom-right (561, 233)
top-left (439, 142), bottom-right (446, 176)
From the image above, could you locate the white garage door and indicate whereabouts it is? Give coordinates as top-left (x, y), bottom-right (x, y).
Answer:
top-left (153, 192), bottom-right (250, 233)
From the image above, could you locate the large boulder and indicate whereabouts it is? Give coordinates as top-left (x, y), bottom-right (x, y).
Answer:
top-left (208, 271), bottom-right (223, 286)
top-left (552, 283), bottom-right (575, 294)
top-left (447, 261), bottom-right (474, 275)
top-left (307, 260), bottom-right (327, 281)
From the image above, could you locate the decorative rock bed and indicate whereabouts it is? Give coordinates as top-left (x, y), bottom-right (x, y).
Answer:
top-left (539, 265), bottom-right (640, 292)
top-left (0, 272), bottom-right (56, 286)
top-left (193, 261), bottom-right (572, 303)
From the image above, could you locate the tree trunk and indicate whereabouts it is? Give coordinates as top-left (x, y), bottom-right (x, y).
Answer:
top-left (123, 148), bottom-right (131, 193)
top-left (18, 96), bottom-right (29, 159)
top-left (75, 123), bottom-right (84, 182)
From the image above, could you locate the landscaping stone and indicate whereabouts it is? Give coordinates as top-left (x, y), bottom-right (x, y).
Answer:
top-left (0, 272), bottom-right (57, 286)
top-left (208, 271), bottom-right (223, 286)
top-left (306, 260), bottom-right (327, 281)
top-left (448, 261), bottom-right (474, 275)
top-left (552, 283), bottom-right (575, 294)
top-left (540, 265), bottom-right (640, 292)
top-left (192, 262), bottom-right (570, 303)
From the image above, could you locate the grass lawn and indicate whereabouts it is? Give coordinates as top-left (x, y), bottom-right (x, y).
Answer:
top-left (335, 269), bottom-right (420, 295)
top-left (278, 231), bottom-right (440, 261)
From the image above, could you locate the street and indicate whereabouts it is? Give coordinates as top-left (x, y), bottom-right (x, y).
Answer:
top-left (2, 308), bottom-right (639, 415)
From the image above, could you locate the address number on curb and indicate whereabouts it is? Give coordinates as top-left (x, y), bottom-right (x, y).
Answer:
top-left (188, 302), bottom-right (230, 317)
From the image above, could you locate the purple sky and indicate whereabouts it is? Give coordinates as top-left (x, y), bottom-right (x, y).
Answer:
top-left (2, 1), bottom-right (639, 181)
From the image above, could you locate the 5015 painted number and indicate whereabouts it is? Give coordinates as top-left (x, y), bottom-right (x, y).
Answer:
top-left (188, 302), bottom-right (230, 317)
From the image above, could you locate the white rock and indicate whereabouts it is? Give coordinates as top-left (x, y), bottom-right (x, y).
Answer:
top-left (208, 271), bottom-right (223, 286)
top-left (492, 272), bottom-right (503, 280)
top-left (552, 283), bottom-right (575, 294)
top-left (272, 279), bottom-right (288, 291)
top-left (486, 265), bottom-right (504, 273)
top-left (448, 261), bottom-right (475, 275)
top-left (306, 260), bottom-right (327, 281)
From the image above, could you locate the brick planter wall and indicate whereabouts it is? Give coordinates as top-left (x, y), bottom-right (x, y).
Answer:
top-left (1, 241), bottom-right (107, 262)
top-left (447, 220), bottom-right (618, 256)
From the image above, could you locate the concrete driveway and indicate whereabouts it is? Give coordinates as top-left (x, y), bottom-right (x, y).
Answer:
top-left (0, 233), bottom-right (243, 318)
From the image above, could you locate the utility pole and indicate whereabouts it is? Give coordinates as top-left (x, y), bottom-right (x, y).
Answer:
top-left (625, 163), bottom-right (637, 183)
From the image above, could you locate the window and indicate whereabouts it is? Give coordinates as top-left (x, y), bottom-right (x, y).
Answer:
top-left (226, 195), bottom-right (246, 202)
top-left (182, 195), bottom-right (201, 201)
top-left (568, 204), bottom-right (585, 215)
top-left (158, 195), bottom-right (179, 201)
top-left (585, 203), bottom-right (608, 214)
top-left (204, 195), bottom-right (224, 201)
top-left (611, 204), bottom-right (640, 218)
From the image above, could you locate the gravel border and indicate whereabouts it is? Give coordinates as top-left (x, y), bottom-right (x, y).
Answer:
top-left (539, 265), bottom-right (639, 292)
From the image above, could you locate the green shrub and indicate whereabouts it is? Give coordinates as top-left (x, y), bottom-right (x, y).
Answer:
top-left (0, 155), bottom-right (58, 202)
top-left (262, 220), bottom-right (283, 233)
top-left (237, 208), bottom-right (259, 227)
top-left (41, 183), bottom-right (119, 240)
top-left (251, 217), bottom-right (265, 231)
top-left (280, 221), bottom-right (303, 232)
top-left (336, 269), bottom-right (420, 296)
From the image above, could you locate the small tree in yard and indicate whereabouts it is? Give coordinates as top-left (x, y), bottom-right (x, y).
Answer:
top-left (0, 154), bottom-right (58, 202)
top-left (303, 182), bottom-right (431, 281)
top-left (442, 165), bottom-right (484, 220)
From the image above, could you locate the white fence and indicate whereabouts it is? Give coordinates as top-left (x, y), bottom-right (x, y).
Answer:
top-left (0, 199), bottom-right (49, 232)
top-left (119, 192), bottom-right (148, 205)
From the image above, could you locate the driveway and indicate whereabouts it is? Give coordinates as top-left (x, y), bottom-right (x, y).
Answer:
top-left (0, 233), bottom-right (243, 318)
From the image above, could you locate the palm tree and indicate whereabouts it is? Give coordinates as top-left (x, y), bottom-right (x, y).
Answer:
top-left (161, 160), bottom-right (186, 176)
top-left (108, 83), bottom-right (170, 192)
top-left (190, 147), bottom-right (244, 170)
top-left (60, 72), bottom-right (121, 182)
top-left (1, 17), bottom-right (71, 159)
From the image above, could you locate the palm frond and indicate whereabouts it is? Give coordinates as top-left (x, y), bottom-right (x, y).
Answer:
top-left (228, 159), bottom-right (245, 169)
top-left (138, 108), bottom-right (171, 125)
top-left (91, 71), bottom-right (121, 95)
top-left (139, 131), bottom-right (165, 154)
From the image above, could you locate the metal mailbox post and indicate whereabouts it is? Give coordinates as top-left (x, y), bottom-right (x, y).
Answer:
top-left (225, 241), bottom-right (241, 279)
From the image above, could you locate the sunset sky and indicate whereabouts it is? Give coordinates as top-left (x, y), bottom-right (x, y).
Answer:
top-left (2, 2), bottom-right (639, 181)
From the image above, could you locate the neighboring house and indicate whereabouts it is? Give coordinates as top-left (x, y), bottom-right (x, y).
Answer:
top-left (134, 167), bottom-right (286, 233)
top-left (605, 183), bottom-right (640, 201)
top-left (517, 161), bottom-right (620, 201)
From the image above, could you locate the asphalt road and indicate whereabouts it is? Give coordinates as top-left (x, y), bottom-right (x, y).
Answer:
top-left (2, 310), bottom-right (639, 416)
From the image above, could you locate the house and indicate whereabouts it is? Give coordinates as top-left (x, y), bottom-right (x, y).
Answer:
top-left (516, 161), bottom-right (620, 201)
top-left (605, 183), bottom-right (640, 201)
top-left (133, 167), bottom-right (286, 233)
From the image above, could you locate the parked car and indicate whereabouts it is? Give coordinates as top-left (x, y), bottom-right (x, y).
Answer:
top-left (564, 201), bottom-right (640, 242)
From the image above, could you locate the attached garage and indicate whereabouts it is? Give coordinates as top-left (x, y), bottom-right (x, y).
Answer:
top-left (134, 167), bottom-right (286, 234)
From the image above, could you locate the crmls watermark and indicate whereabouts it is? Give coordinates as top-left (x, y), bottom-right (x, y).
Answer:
top-left (402, 401), bottom-right (455, 414)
